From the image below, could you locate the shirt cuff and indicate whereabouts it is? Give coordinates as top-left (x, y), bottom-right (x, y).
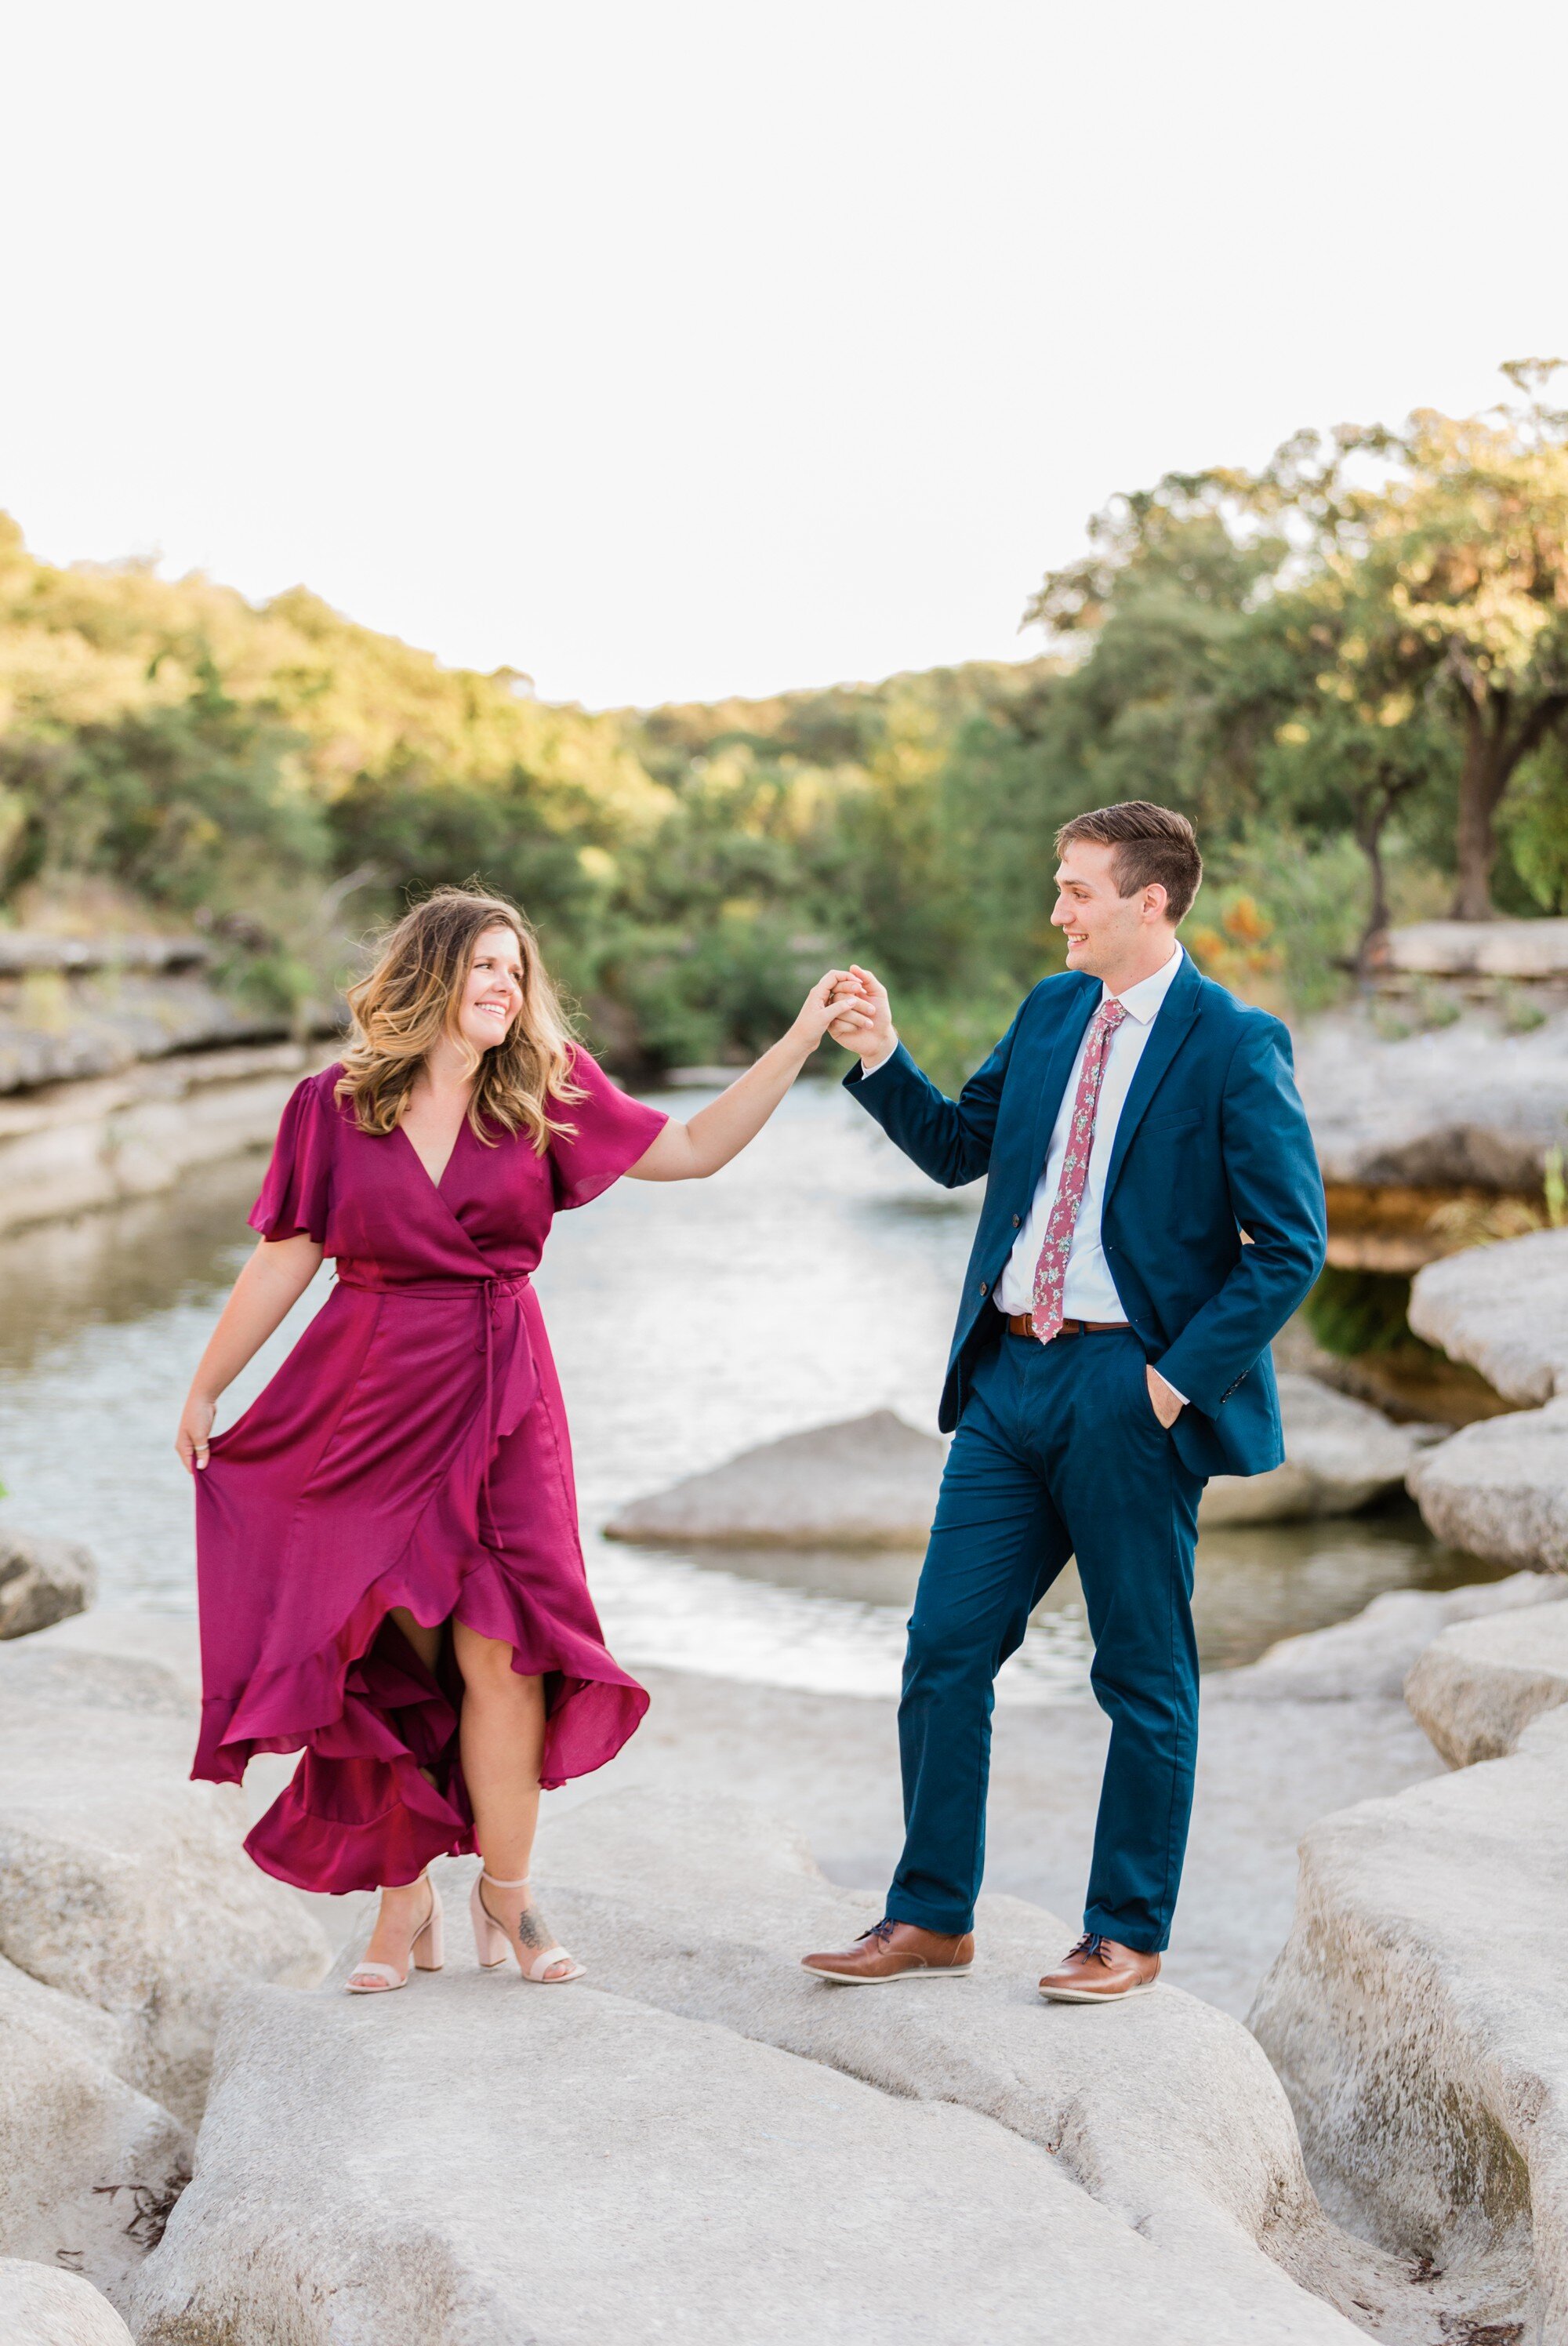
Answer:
top-left (1151, 1366), bottom-right (1188, 1407)
top-left (859, 1037), bottom-right (898, 1078)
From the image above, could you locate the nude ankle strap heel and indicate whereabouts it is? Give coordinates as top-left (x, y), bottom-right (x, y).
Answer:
top-left (469, 1870), bottom-right (585, 1984)
top-left (346, 1873), bottom-right (443, 1994)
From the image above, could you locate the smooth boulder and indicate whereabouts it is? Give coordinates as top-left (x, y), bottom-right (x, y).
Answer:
top-left (0, 1956), bottom-right (189, 2301)
top-left (0, 2261), bottom-right (135, 2346)
top-left (1250, 1703), bottom-right (1568, 2339)
top-left (604, 1407), bottom-right (945, 1547)
top-left (1199, 1375), bottom-right (1417, 1525)
top-left (1296, 1004), bottom-right (1568, 1190)
top-left (531, 1790), bottom-right (1428, 2337)
top-left (0, 1527), bottom-right (96, 1640)
top-left (1408, 1226), bottom-right (1568, 1407)
top-left (1377, 916), bottom-right (1568, 979)
top-left (1238, 1569), bottom-right (1566, 1701)
top-left (606, 1380), bottom-right (1419, 1550)
top-left (1406, 1400), bottom-right (1568, 1572)
top-left (1404, 1599), bottom-right (1568, 1766)
top-left (0, 1640), bottom-right (329, 2126)
top-left (130, 1806), bottom-right (1378, 2344)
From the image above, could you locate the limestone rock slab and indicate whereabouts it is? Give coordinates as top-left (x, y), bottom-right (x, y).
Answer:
top-left (1406, 1400), bottom-right (1568, 1571)
top-left (608, 1382), bottom-right (1420, 1552)
top-left (1408, 1226), bottom-right (1568, 1407)
top-left (604, 1407), bottom-right (946, 1548)
top-left (1200, 1374), bottom-right (1417, 1525)
top-left (1250, 1704), bottom-right (1568, 2340)
top-left (128, 1957), bottom-right (1350, 2346)
top-left (0, 1642), bottom-right (328, 2125)
top-left (1379, 916), bottom-right (1568, 979)
top-left (0, 1956), bottom-right (189, 2302)
top-left (1404, 1600), bottom-right (1568, 1766)
top-left (1295, 1007), bottom-right (1568, 1190)
top-left (0, 2261), bottom-right (136, 2346)
top-left (0, 1527), bottom-right (96, 1640)
top-left (531, 1792), bottom-right (1416, 2338)
top-left (1240, 1569), bottom-right (1566, 1701)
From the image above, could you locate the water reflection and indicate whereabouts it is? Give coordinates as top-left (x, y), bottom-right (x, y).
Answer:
top-left (0, 1078), bottom-right (1504, 1694)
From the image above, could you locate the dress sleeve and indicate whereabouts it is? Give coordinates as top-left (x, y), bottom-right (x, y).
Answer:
top-left (549, 1048), bottom-right (669, 1211)
top-left (248, 1073), bottom-right (336, 1244)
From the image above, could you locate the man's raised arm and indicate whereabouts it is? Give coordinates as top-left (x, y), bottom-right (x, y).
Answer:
top-left (829, 964), bottom-right (1023, 1189)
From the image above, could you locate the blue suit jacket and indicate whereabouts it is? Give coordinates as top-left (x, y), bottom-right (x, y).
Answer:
top-left (844, 954), bottom-right (1327, 1480)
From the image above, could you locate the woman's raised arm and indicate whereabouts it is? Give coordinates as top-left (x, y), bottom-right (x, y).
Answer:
top-left (626, 971), bottom-right (872, 1182)
top-left (176, 1234), bottom-right (324, 1473)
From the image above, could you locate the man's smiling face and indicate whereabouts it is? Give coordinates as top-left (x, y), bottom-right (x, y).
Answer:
top-left (1050, 838), bottom-right (1158, 981)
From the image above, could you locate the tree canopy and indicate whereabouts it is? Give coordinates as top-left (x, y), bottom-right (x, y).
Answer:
top-left (2, 364), bottom-right (1563, 1084)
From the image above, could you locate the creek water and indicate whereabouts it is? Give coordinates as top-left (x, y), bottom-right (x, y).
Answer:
top-left (0, 1077), bottom-right (1496, 1702)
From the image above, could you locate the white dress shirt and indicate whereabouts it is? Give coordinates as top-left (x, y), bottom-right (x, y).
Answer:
top-left (995, 944), bottom-right (1185, 1323)
top-left (859, 943), bottom-right (1188, 1389)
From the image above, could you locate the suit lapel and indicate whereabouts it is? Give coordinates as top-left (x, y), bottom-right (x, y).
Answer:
top-left (1102, 953), bottom-right (1204, 1207)
top-left (1027, 975), bottom-right (1100, 1179)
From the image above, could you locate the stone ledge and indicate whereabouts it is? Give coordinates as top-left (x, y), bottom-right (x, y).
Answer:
top-left (1374, 918), bottom-right (1568, 981)
top-left (1408, 1228), bottom-right (1568, 1407)
top-left (1250, 1705), bottom-right (1568, 2340)
top-left (0, 2257), bottom-right (136, 2344)
top-left (1406, 1402), bottom-right (1568, 1572)
top-left (1404, 1600), bottom-right (1568, 1766)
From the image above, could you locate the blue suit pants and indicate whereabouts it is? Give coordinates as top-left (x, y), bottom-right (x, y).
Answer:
top-left (888, 1327), bottom-right (1204, 1954)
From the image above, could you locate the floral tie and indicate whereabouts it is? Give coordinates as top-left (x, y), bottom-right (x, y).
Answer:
top-left (1030, 997), bottom-right (1127, 1342)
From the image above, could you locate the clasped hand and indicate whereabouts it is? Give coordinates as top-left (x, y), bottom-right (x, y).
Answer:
top-left (821, 964), bottom-right (895, 1063)
top-left (790, 965), bottom-right (891, 1059)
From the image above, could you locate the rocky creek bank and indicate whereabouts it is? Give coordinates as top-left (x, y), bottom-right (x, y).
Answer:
top-left (0, 929), bottom-right (336, 1237)
top-left (1407, 1228), bottom-right (1568, 1571)
top-left (0, 1556), bottom-right (1563, 2343)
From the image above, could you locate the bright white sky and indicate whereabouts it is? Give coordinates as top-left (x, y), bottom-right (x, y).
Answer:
top-left (3, 2), bottom-right (1566, 710)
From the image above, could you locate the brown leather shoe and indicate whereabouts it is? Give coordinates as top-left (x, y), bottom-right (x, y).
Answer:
top-left (801, 1917), bottom-right (975, 1984)
top-left (1037, 1932), bottom-right (1160, 2003)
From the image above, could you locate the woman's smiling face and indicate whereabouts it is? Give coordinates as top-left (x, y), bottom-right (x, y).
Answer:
top-left (456, 924), bottom-right (525, 1051)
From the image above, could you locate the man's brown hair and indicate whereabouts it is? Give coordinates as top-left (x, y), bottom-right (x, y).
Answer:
top-left (1054, 801), bottom-right (1203, 924)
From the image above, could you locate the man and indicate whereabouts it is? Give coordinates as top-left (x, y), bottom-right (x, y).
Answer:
top-left (802, 802), bottom-right (1326, 2001)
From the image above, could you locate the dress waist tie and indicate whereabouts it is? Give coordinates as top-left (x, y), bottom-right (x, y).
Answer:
top-left (334, 1271), bottom-right (532, 1544)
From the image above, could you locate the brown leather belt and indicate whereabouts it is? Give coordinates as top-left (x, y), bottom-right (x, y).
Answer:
top-left (1004, 1313), bottom-right (1129, 1341)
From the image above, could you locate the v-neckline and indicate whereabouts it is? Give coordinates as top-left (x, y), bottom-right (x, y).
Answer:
top-left (396, 1112), bottom-right (466, 1197)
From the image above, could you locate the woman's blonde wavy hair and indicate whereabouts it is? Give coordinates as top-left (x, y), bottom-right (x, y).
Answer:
top-left (336, 886), bottom-right (584, 1151)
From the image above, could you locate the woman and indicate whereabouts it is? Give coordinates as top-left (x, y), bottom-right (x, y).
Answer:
top-left (177, 886), bottom-right (868, 1993)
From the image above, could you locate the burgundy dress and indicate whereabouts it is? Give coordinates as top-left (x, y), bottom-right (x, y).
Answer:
top-left (191, 1050), bottom-right (668, 1894)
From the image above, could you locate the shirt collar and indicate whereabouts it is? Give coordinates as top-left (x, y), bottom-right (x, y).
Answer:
top-left (1104, 942), bottom-right (1184, 1027)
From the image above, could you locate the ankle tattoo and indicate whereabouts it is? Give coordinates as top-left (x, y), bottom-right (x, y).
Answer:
top-left (514, 1903), bottom-right (550, 1952)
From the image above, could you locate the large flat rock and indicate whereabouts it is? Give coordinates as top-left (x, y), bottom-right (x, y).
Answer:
top-left (1377, 917), bottom-right (1568, 979)
top-left (1200, 1374), bottom-right (1417, 1524)
top-left (0, 1955), bottom-right (189, 2302)
top-left (1404, 1599), bottom-right (1568, 1766)
top-left (532, 1791), bottom-right (1421, 2337)
top-left (606, 1379), bottom-right (1417, 1549)
top-left (1236, 1569), bottom-right (1566, 1701)
top-left (0, 2260), bottom-right (136, 2345)
top-left (0, 1525), bottom-right (96, 1640)
top-left (1406, 1400), bottom-right (1568, 1571)
top-left (605, 1407), bottom-right (946, 1547)
top-left (0, 1641), bottom-right (328, 2126)
top-left (1250, 1703), bottom-right (1568, 2339)
top-left (130, 1803), bottom-right (1378, 2345)
top-left (1296, 1006), bottom-right (1568, 1189)
top-left (137, 1980), bottom-right (1207, 2346)
top-left (1408, 1226), bottom-right (1568, 1407)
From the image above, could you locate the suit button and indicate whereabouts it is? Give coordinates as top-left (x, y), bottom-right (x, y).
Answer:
top-left (1011, 1215), bottom-right (1021, 1228)
top-left (978, 1281), bottom-right (989, 1296)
